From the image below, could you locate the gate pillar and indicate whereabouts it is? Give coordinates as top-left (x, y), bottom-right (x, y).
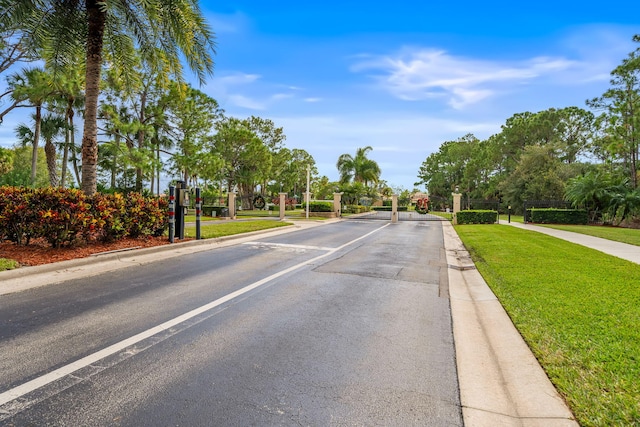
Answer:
top-left (228, 192), bottom-right (237, 219)
top-left (333, 192), bottom-right (342, 217)
top-left (392, 194), bottom-right (398, 223)
top-left (279, 192), bottom-right (287, 220)
top-left (452, 191), bottom-right (462, 225)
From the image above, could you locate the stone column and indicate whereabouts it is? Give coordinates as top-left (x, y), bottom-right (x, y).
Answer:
top-left (452, 192), bottom-right (462, 225)
top-left (333, 193), bottom-right (342, 217)
top-left (391, 194), bottom-right (398, 223)
top-left (228, 192), bottom-right (236, 220)
top-left (279, 192), bottom-right (287, 220)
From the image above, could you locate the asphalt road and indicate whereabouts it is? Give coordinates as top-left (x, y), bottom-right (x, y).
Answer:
top-left (0, 220), bottom-right (462, 426)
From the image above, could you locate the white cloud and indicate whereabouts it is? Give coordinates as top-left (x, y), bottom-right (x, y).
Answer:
top-left (206, 11), bottom-right (251, 34)
top-left (352, 48), bottom-right (579, 109)
top-left (215, 72), bottom-right (261, 86)
top-left (271, 93), bottom-right (294, 101)
top-left (206, 71), bottom-right (321, 111)
top-left (272, 113), bottom-right (501, 187)
top-left (227, 94), bottom-right (266, 110)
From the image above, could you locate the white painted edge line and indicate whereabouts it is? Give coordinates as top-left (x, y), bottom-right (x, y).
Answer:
top-left (0, 222), bottom-right (389, 407)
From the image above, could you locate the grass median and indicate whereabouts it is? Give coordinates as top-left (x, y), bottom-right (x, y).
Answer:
top-left (184, 219), bottom-right (292, 239)
top-left (454, 224), bottom-right (640, 426)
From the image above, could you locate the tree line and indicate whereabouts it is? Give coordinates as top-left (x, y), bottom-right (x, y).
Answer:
top-left (416, 35), bottom-right (640, 225)
top-left (0, 2), bottom-right (329, 207)
top-left (0, 2), bottom-right (398, 209)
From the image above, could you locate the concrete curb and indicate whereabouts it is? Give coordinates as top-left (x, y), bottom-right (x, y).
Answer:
top-left (443, 222), bottom-right (578, 426)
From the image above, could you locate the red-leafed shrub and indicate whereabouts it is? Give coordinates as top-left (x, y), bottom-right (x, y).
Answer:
top-left (122, 193), bottom-right (168, 238)
top-left (0, 186), bottom-right (39, 245)
top-left (0, 186), bottom-right (169, 247)
top-left (90, 192), bottom-right (127, 242)
top-left (31, 187), bottom-right (93, 248)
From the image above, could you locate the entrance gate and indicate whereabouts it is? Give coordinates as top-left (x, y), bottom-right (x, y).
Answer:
top-left (346, 209), bottom-right (452, 221)
top-left (344, 195), bottom-right (453, 222)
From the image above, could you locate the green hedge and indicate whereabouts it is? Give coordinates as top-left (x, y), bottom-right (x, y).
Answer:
top-left (301, 201), bottom-right (333, 212)
top-left (528, 208), bottom-right (588, 225)
top-left (343, 205), bottom-right (370, 214)
top-left (456, 210), bottom-right (498, 224)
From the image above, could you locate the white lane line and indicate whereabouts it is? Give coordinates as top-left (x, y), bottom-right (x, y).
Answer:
top-left (0, 223), bottom-right (389, 407)
top-left (242, 242), bottom-right (335, 251)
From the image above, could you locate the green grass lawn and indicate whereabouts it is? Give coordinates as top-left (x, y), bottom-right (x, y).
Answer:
top-left (236, 209), bottom-right (334, 220)
top-left (236, 209), bottom-right (282, 217)
top-left (455, 224), bottom-right (640, 426)
top-left (184, 214), bottom-right (217, 222)
top-left (540, 224), bottom-right (640, 247)
top-left (427, 211), bottom-right (454, 219)
top-left (499, 214), bottom-right (524, 223)
top-left (184, 219), bottom-right (292, 239)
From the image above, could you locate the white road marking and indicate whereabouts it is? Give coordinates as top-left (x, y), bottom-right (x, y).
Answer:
top-left (242, 242), bottom-right (335, 251)
top-left (0, 223), bottom-right (389, 407)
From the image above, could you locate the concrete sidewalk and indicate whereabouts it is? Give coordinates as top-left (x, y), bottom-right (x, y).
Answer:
top-left (443, 222), bottom-right (578, 426)
top-left (501, 220), bottom-right (640, 264)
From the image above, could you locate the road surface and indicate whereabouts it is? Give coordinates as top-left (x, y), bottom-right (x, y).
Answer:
top-left (0, 220), bottom-right (462, 426)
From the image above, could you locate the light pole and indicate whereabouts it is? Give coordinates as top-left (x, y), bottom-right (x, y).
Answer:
top-left (305, 164), bottom-right (310, 219)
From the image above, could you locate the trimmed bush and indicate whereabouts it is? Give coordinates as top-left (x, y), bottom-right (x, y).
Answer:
top-left (0, 186), bottom-right (39, 245)
top-left (343, 205), bottom-right (370, 214)
top-left (457, 210), bottom-right (498, 224)
top-left (528, 208), bottom-right (588, 225)
top-left (0, 186), bottom-right (169, 247)
top-left (32, 187), bottom-right (93, 248)
top-left (91, 192), bottom-right (127, 242)
top-left (301, 201), bottom-right (333, 212)
top-left (122, 192), bottom-right (168, 237)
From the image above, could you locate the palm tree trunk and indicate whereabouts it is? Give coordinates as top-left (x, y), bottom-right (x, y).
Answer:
top-left (136, 91), bottom-right (147, 192)
top-left (45, 138), bottom-right (58, 187)
top-left (61, 131), bottom-right (69, 188)
top-left (81, 0), bottom-right (106, 196)
top-left (111, 134), bottom-right (120, 189)
top-left (61, 103), bottom-right (74, 188)
top-left (30, 105), bottom-right (42, 186)
top-left (70, 116), bottom-right (81, 187)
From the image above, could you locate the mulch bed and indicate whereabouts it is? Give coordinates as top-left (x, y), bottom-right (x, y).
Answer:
top-left (0, 236), bottom-right (175, 267)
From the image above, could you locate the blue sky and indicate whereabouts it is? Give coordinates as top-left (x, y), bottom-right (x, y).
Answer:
top-left (1, 2), bottom-right (639, 191)
top-left (198, 1), bottom-right (640, 190)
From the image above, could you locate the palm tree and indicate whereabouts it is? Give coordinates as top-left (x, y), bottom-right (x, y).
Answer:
top-left (9, 67), bottom-right (56, 186)
top-left (50, 64), bottom-right (85, 188)
top-left (336, 146), bottom-right (381, 186)
top-left (4, 0), bottom-right (216, 195)
top-left (565, 171), bottom-right (612, 221)
top-left (40, 114), bottom-right (66, 187)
